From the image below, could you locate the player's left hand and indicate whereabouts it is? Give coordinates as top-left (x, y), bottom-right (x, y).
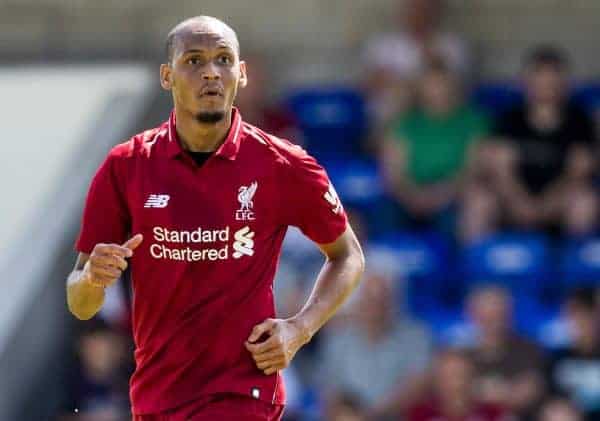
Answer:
top-left (245, 318), bottom-right (310, 376)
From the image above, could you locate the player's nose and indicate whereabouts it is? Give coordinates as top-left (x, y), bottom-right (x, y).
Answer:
top-left (201, 63), bottom-right (221, 80)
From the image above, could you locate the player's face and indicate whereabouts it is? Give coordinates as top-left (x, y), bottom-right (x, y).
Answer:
top-left (162, 28), bottom-right (247, 123)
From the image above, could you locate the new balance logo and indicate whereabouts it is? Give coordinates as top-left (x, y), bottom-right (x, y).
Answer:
top-left (144, 194), bottom-right (170, 208)
top-left (233, 226), bottom-right (255, 259)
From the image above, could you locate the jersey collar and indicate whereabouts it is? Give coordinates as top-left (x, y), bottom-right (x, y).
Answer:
top-left (166, 107), bottom-right (243, 161)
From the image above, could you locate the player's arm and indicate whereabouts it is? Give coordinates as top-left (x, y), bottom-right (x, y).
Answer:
top-left (245, 225), bottom-right (364, 375)
top-left (290, 225), bottom-right (364, 339)
top-left (66, 235), bottom-right (142, 320)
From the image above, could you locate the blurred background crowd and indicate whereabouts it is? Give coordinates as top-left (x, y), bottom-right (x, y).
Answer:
top-left (2, 0), bottom-right (600, 420)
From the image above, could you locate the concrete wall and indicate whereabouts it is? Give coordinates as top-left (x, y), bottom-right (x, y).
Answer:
top-left (1, 0), bottom-right (598, 80)
top-left (0, 65), bottom-right (155, 418)
top-left (445, 0), bottom-right (600, 78)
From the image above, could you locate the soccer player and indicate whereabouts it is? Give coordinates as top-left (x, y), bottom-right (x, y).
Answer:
top-left (66, 15), bottom-right (365, 421)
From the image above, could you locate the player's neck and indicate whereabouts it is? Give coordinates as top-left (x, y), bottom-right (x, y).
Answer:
top-left (174, 108), bottom-right (233, 153)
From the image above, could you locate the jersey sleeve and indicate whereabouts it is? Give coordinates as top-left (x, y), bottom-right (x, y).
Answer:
top-left (75, 152), bottom-right (130, 254)
top-left (281, 149), bottom-right (348, 244)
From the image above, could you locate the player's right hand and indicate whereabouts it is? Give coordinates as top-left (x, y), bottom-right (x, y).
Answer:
top-left (82, 234), bottom-right (143, 288)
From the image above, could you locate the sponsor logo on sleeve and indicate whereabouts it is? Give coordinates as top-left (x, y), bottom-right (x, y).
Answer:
top-left (323, 183), bottom-right (342, 214)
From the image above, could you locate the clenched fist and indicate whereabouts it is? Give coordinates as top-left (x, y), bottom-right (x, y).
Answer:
top-left (83, 234), bottom-right (143, 288)
top-left (245, 318), bottom-right (311, 376)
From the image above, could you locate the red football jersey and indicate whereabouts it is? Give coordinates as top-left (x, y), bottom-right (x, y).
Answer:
top-left (75, 108), bottom-right (347, 415)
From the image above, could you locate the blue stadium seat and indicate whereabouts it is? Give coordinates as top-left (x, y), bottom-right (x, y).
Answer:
top-left (461, 233), bottom-right (550, 292)
top-left (561, 237), bottom-right (600, 287)
top-left (368, 231), bottom-right (452, 317)
top-left (322, 159), bottom-right (384, 208)
top-left (460, 233), bottom-right (562, 342)
top-left (572, 83), bottom-right (600, 114)
top-left (472, 81), bottom-right (600, 118)
top-left (286, 86), bottom-right (367, 160)
top-left (470, 82), bottom-right (524, 118)
top-left (431, 292), bottom-right (562, 347)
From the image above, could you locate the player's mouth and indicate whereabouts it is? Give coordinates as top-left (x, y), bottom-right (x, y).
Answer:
top-left (199, 87), bottom-right (224, 98)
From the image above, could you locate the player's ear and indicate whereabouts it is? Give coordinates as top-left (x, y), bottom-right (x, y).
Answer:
top-left (160, 63), bottom-right (172, 90)
top-left (238, 60), bottom-right (248, 89)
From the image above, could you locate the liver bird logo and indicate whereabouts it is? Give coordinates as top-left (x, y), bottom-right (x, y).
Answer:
top-left (237, 181), bottom-right (258, 212)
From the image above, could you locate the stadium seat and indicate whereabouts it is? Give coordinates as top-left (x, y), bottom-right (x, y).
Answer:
top-left (472, 81), bottom-right (600, 119)
top-left (470, 81), bottom-right (524, 118)
top-left (286, 86), bottom-right (367, 160)
top-left (461, 233), bottom-right (550, 292)
top-left (572, 82), bottom-right (600, 114)
top-left (561, 237), bottom-right (600, 287)
top-left (460, 233), bottom-right (561, 341)
top-left (432, 291), bottom-right (563, 348)
top-left (322, 158), bottom-right (384, 208)
top-left (367, 231), bottom-right (453, 317)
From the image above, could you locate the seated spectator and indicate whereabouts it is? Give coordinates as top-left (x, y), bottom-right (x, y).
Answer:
top-left (58, 319), bottom-right (130, 421)
top-left (547, 288), bottom-right (600, 421)
top-left (319, 271), bottom-right (433, 418)
top-left (463, 46), bottom-right (598, 242)
top-left (466, 286), bottom-right (546, 420)
top-left (538, 397), bottom-right (582, 421)
top-left (363, 0), bottom-right (470, 129)
top-left (408, 349), bottom-right (513, 421)
top-left (325, 391), bottom-right (367, 421)
top-left (380, 60), bottom-right (488, 234)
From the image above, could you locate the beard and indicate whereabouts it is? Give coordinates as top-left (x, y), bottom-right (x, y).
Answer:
top-left (195, 111), bottom-right (225, 124)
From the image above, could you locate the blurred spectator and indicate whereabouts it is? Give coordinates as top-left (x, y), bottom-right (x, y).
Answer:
top-left (363, 0), bottom-right (470, 128)
top-left (319, 272), bottom-right (432, 418)
top-left (408, 349), bottom-right (514, 421)
top-left (538, 397), bottom-right (582, 421)
top-left (234, 53), bottom-right (300, 141)
top-left (98, 278), bottom-right (131, 333)
top-left (466, 285), bottom-right (546, 420)
top-left (465, 46), bottom-right (598, 241)
top-left (380, 60), bottom-right (488, 234)
top-left (325, 391), bottom-right (367, 421)
top-left (59, 319), bottom-right (131, 421)
top-left (546, 288), bottom-right (600, 421)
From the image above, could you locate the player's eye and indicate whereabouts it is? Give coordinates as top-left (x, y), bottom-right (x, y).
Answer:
top-left (217, 55), bottom-right (232, 65)
top-left (187, 57), bottom-right (202, 65)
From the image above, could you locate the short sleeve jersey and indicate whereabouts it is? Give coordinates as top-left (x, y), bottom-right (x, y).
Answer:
top-left (75, 108), bottom-right (348, 415)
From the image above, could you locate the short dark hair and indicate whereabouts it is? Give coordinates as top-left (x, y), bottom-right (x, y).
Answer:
top-left (165, 29), bottom-right (178, 64)
top-left (523, 45), bottom-right (569, 71)
top-left (165, 16), bottom-right (240, 64)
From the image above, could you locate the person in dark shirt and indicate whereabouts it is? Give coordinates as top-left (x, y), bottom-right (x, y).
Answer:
top-left (546, 288), bottom-right (600, 421)
top-left (466, 286), bottom-right (546, 420)
top-left (461, 46), bottom-right (598, 241)
top-left (408, 349), bottom-right (513, 421)
top-left (58, 319), bottom-right (131, 421)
